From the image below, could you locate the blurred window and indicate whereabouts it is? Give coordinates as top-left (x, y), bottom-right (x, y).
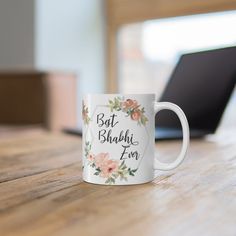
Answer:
top-left (118, 11), bottom-right (236, 128)
top-left (118, 11), bottom-right (236, 99)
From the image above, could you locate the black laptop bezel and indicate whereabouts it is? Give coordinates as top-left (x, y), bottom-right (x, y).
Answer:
top-left (156, 46), bottom-right (236, 136)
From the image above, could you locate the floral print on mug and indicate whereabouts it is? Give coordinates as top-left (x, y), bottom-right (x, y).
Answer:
top-left (82, 100), bottom-right (90, 125)
top-left (84, 141), bottom-right (137, 184)
top-left (108, 97), bottom-right (148, 126)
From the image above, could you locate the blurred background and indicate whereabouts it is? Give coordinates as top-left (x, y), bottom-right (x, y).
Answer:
top-left (0, 0), bottom-right (235, 134)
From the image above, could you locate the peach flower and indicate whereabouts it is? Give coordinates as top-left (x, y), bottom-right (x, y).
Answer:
top-left (100, 159), bottom-right (119, 178)
top-left (94, 152), bottom-right (109, 168)
top-left (122, 99), bottom-right (138, 110)
top-left (87, 154), bottom-right (95, 162)
top-left (131, 110), bottom-right (141, 121)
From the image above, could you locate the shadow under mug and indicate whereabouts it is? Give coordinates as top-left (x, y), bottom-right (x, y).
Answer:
top-left (82, 94), bottom-right (189, 185)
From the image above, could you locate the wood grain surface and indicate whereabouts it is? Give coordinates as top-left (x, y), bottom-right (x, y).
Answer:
top-left (0, 130), bottom-right (235, 236)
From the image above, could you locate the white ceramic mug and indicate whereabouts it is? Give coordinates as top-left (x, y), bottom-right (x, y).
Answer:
top-left (82, 94), bottom-right (189, 185)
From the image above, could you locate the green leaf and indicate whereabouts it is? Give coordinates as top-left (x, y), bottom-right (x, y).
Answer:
top-left (112, 173), bottom-right (118, 178)
top-left (105, 177), bottom-right (115, 185)
top-left (120, 160), bottom-right (125, 167)
top-left (121, 165), bottom-right (127, 170)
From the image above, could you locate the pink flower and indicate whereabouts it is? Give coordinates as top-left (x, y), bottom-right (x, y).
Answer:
top-left (87, 154), bottom-right (95, 162)
top-left (94, 152), bottom-right (109, 168)
top-left (131, 109), bottom-right (141, 121)
top-left (100, 160), bottom-right (119, 178)
top-left (122, 99), bottom-right (138, 110)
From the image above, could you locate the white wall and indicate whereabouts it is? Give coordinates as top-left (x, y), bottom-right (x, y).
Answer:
top-left (0, 0), bottom-right (35, 69)
top-left (36, 0), bottom-right (106, 127)
top-left (0, 0), bottom-right (106, 127)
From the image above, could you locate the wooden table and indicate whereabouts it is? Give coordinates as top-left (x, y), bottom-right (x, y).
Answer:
top-left (0, 130), bottom-right (236, 236)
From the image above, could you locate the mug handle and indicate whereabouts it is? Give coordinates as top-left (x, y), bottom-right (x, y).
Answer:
top-left (154, 102), bottom-right (190, 170)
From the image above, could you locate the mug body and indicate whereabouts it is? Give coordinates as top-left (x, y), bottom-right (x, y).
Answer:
top-left (82, 94), bottom-right (155, 185)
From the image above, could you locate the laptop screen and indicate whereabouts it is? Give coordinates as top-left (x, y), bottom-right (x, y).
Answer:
top-left (156, 46), bottom-right (236, 132)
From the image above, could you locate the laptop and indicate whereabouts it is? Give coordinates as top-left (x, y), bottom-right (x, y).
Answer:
top-left (155, 46), bottom-right (236, 140)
